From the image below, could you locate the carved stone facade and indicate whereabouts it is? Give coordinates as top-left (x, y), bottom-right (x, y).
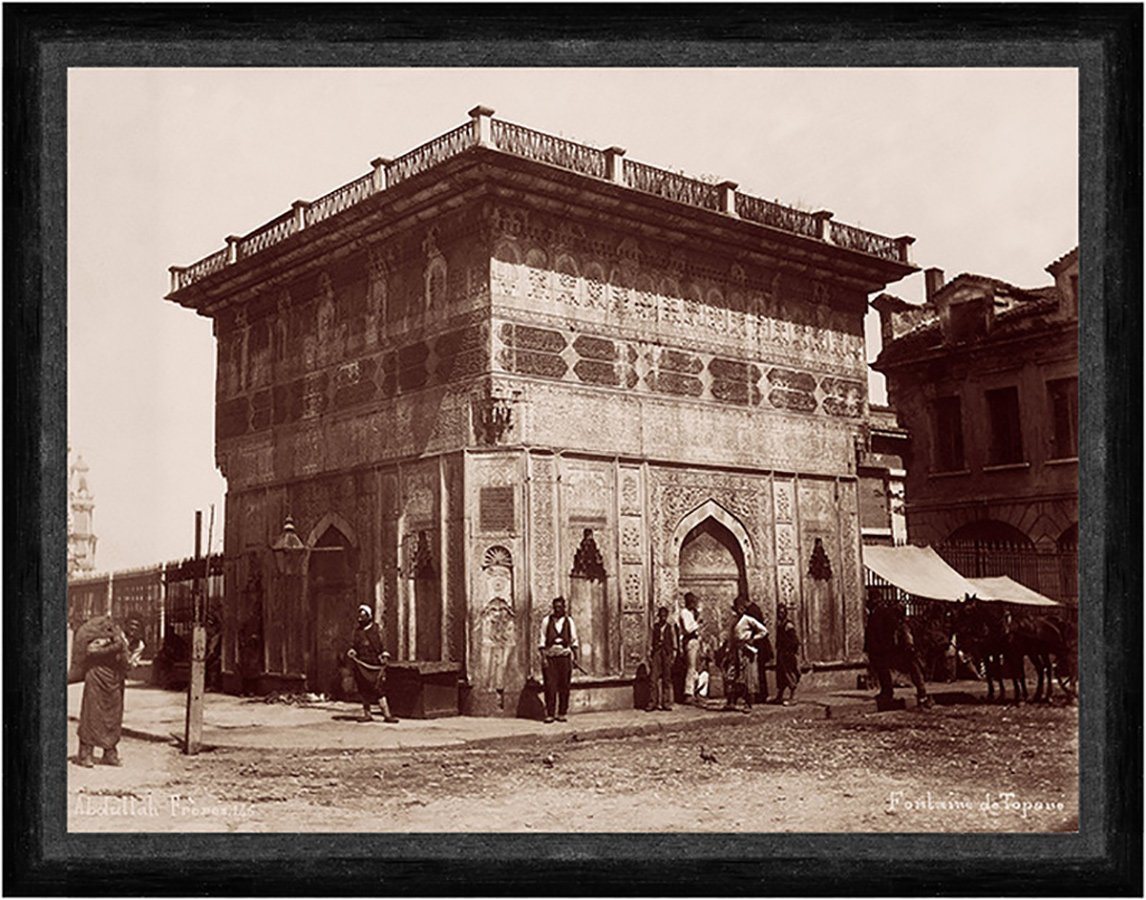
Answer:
top-left (169, 125), bottom-right (914, 711)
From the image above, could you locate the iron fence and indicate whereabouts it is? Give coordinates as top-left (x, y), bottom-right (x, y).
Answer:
top-left (934, 540), bottom-right (1076, 604)
top-left (68, 554), bottom-right (226, 662)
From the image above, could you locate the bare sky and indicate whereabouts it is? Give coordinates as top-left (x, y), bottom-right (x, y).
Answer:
top-left (67, 67), bottom-right (1078, 572)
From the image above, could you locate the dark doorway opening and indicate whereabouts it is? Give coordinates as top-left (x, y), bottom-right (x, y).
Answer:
top-left (306, 525), bottom-right (356, 697)
top-left (677, 517), bottom-right (748, 652)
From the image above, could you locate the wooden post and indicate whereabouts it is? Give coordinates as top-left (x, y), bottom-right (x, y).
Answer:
top-left (184, 511), bottom-right (206, 755)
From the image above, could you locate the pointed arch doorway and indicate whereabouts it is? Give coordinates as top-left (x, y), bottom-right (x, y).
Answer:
top-left (305, 520), bottom-right (358, 697)
top-left (675, 510), bottom-right (750, 650)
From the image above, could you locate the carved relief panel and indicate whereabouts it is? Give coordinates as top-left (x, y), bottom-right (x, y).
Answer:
top-left (771, 477), bottom-right (801, 628)
top-left (469, 454), bottom-right (522, 535)
top-left (527, 453), bottom-right (558, 670)
top-left (618, 464), bottom-right (647, 671)
top-left (560, 458), bottom-right (619, 676)
top-left (837, 480), bottom-right (864, 658)
top-left (796, 478), bottom-right (845, 663)
top-left (398, 460), bottom-right (440, 660)
top-left (486, 204), bottom-right (869, 379)
top-left (474, 545), bottom-right (519, 706)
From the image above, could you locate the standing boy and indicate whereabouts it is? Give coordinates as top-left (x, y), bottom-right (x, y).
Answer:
top-left (677, 592), bottom-right (702, 702)
top-left (647, 607), bottom-right (678, 711)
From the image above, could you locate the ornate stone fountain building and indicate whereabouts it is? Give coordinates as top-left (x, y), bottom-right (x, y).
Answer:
top-left (167, 107), bottom-right (916, 713)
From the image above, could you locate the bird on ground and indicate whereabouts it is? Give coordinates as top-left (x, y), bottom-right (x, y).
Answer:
top-left (700, 746), bottom-right (718, 764)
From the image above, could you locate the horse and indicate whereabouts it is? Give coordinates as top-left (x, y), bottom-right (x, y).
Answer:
top-left (954, 596), bottom-right (1026, 703)
top-left (1011, 610), bottom-right (1075, 702)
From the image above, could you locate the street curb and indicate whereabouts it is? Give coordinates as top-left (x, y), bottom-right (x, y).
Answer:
top-left (172, 698), bottom-right (874, 754)
top-left (71, 691), bottom-right (905, 754)
top-left (462, 697), bottom-right (870, 751)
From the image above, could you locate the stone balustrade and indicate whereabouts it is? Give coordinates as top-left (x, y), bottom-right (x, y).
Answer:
top-left (169, 106), bottom-right (915, 294)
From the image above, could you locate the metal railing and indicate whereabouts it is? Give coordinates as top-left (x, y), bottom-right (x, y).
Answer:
top-left (829, 220), bottom-right (903, 264)
top-left (623, 159), bottom-right (723, 212)
top-left (492, 119), bottom-right (608, 178)
top-left (934, 540), bottom-right (1074, 604)
top-left (304, 172), bottom-right (377, 228)
top-left (170, 111), bottom-right (913, 293)
top-left (735, 193), bottom-right (820, 238)
top-left (386, 123), bottom-right (474, 188)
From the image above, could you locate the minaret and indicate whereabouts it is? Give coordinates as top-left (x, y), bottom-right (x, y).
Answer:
top-left (68, 448), bottom-right (97, 575)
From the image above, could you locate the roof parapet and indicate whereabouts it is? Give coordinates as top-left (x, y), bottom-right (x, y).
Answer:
top-left (169, 107), bottom-right (918, 296)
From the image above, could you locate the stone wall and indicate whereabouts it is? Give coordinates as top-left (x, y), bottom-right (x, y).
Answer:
top-left (209, 194), bottom-right (881, 704)
top-left (484, 202), bottom-right (869, 479)
top-left (222, 455), bottom-right (477, 686)
top-left (212, 203), bottom-right (493, 490)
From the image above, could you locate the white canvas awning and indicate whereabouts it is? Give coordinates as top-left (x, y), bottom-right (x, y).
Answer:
top-left (862, 544), bottom-right (979, 602)
top-left (964, 575), bottom-right (1060, 607)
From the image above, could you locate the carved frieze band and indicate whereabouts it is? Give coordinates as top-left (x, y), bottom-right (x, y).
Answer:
top-left (492, 317), bottom-right (863, 418)
top-left (489, 252), bottom-right (866, 371)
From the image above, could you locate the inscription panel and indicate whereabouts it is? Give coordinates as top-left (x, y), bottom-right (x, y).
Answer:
top-left (479, 486), bottom-right (516, 534)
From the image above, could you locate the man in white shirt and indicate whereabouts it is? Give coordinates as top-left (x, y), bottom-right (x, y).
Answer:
top-left (538, 596), bottom-right (579, 723)
top-left (728, 597), bottom-right (768, 711)
top-left (677, 592), bottom-right (702, 702)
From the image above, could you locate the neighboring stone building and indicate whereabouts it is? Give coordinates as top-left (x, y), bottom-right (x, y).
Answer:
top-left (855, 405), bottom-right (909, 548)
top-left (68, 447), bottom-right (97, 576)
top-left (167, 107), bottom-right (917, 712)
top-left (871, 248), bottom-right (1079, 602)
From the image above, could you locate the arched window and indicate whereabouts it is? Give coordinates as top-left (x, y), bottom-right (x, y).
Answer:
top-left (938, 519), bottom-right (1039, 590)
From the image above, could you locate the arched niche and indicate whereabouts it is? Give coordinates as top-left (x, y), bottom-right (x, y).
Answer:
top-left (303, 516), bottom-right (359, 697)
top-left (669, 500), bottom-right (754, 651)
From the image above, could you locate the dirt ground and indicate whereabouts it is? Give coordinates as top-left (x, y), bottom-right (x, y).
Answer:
top-left (67, 699), bottom-right (1077, 833)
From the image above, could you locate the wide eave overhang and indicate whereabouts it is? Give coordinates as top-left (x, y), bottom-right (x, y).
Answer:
top-left (167, 144), bottom-right (917, 318)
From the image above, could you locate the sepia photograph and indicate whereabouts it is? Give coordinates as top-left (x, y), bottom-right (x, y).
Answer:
top-left (62, 65), bottom-right (1085, 836)
top-left (6, 3), bottom-right (1142, 894)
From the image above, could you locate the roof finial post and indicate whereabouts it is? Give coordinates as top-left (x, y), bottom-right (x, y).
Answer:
top-left (812, 210), bottom-right (834, 243)
top-left (895, 235), bottom-right (916, 266)
top-left (605, 146), bottom-right (627, 185)
top-left (370, 157), bottom-right (392, 193)
top-left (468, 105), bottom-right (496, 148)
top-left (718, 180), bottom-right (739, 217)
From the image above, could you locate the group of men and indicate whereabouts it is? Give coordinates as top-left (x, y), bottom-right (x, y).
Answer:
top-left (72, 587), bottom-right (932, 767)
top-left (536, 591), bottom-right (803, 722)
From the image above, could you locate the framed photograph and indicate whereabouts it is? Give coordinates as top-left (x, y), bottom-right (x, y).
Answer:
top-left (6, 4), bottom-right (1140, 895)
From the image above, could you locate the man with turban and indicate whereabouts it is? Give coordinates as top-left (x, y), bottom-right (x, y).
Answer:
top-left (347, 604), bottom-right (398, 723)
top-left (72, 615), bottom-right (137, 767)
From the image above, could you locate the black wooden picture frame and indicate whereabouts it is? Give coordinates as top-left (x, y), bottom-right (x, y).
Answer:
top-left (4, 4), bottom-right (1141, 895)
